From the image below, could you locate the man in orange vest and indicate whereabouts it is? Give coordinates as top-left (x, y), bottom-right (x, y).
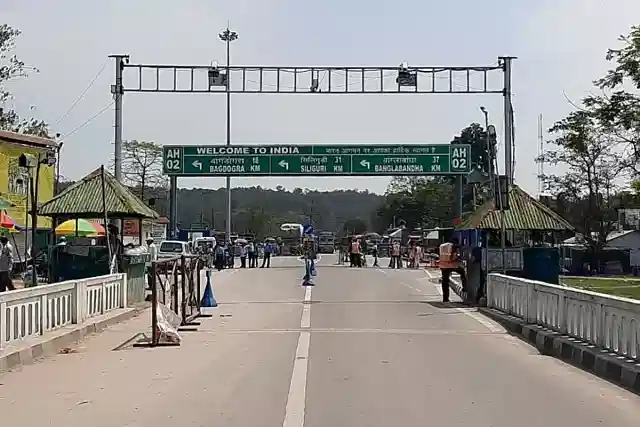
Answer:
top-left (390, 240), bottom-right (402, 269)
top-left (438, 237), bottom-right (467, 302)
top-left (350, 238), bottom-right (361, 267)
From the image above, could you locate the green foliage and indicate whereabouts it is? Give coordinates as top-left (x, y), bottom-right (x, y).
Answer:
top-left (0, 24), bottom-right (51, 137)
top-left (342, 218), bottom-right (368, 235)
top-left (58, 180), bottom-right (382, 236)
top-left (454, 122), bottom-right (494, 174)
top-left (374, 176), bottom-right (454, 230)
top-left (583, 25), bottom-right (640, 169)
top-left (535, 25), bottom-right (640, 252)
top-left (541, 98), bottom-right (624, 250)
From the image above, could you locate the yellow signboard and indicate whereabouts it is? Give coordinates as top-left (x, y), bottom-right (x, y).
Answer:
top-left (0, 144), bottom-right (55, 228)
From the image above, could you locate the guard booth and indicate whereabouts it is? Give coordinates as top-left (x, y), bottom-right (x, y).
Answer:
top-left (455, 185), bottom-right (575, 300)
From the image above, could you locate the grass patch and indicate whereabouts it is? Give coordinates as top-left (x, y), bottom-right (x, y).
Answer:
top-left (561, 276), bottom-right (640, 300)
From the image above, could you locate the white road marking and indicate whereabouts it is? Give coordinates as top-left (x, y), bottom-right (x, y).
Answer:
top-left (282, 280), bottom-right (313, 427)
top-left (378, 268), bottom-right (502, 333)
top-left (301, 286), bottom-right (312, 328)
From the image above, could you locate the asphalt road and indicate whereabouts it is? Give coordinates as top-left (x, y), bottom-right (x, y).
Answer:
top-left (0, 254), bottom-right (638, 426)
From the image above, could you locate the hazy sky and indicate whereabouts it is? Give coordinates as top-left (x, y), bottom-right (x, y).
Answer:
top-left (3, 0), bottom-right (639, 195)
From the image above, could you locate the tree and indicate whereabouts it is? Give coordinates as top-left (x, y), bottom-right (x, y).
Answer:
top-left (539, 109), bottom-right (623, 251)
top-left (342, 218), bottom-right (368, 235)
top-left (0, 24), bottom-right (51, 137)
top-left (373, 176), bottom-right (453, 230)
top-left (583, 26), bottom-right (640, 174)
top-left (235, 206), bottom-right (272, 238)
top-left (119, 140), bottom-right (166, 201)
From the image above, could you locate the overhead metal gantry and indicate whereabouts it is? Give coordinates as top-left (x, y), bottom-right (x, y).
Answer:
top-left (117, 63), bottom-right (505, 94)
top-left (110, 55), bottom-right (515, 238)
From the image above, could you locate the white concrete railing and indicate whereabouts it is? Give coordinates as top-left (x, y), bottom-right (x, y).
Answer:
top-left (487, 274), bottom-right (640, 361)
top-left (0, 274), bottom-right (127, 351)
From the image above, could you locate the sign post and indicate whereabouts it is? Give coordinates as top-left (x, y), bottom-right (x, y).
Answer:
top-left (163, 144), bottom-right (471, 177)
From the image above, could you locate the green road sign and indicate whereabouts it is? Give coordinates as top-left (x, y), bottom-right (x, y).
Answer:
top-left (163, 144), bottom-right (471, 176)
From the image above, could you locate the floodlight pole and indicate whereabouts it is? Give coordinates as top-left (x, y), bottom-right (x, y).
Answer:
top-left (220, 26), bottom-right (238, 241)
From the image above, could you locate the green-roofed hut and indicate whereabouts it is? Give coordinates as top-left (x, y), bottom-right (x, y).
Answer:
top-left (39, 167), bottom-right (158, 286)
top-left (455, 185), bottom-right (574, 285)
top-left (39, 167), bottom-right (158, 220)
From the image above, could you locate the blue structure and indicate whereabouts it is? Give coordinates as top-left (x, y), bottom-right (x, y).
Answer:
top-left (200, 270), bottom-right (218, 307)
top-left (455, 185), bottom-right (575, 285)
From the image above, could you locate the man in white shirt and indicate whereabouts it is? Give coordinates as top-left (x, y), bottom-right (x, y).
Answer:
top-left (146, 237), bottom-right (158, 290)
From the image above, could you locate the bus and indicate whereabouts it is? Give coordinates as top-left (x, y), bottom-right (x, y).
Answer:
top-left (318, 231), bottom-right (336, 253)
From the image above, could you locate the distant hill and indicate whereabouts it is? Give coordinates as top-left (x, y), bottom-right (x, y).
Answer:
top-left (57, 181), bottom-right (383, 234)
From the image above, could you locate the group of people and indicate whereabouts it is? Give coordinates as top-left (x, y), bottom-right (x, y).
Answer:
top-left (213, 240), bottom-right (275, 271)
top-left (345, 237), bottom-right (380, 268)
top-left (438, 237), bottom-right (486, 304)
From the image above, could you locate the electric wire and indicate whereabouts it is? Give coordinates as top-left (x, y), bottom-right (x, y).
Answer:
top-left (55, 60), bottom-right (109, 125)
top-left (62, 101), bottom-right (114, 140)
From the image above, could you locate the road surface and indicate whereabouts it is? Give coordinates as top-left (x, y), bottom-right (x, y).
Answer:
top-left (0, 255), bottom-right (638, 426)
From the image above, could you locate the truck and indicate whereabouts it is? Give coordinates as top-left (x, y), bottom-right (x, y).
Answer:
top-left (279, 223), bottom-right (303, 255)
top-left (318, 231), bottom-right (336, 254)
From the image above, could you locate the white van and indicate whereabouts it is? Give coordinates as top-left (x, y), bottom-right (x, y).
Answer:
top-left (158, 240), bottom-right (191, 261)
top-left (194, 236), bottom-right (216, 253)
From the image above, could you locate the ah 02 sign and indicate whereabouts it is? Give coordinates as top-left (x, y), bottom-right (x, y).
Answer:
top-left (164, 147), bottom-right (183, 173)
top-left (450, 146), bottom-right (468, 171)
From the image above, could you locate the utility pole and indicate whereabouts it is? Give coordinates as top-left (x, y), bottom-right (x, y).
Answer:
top-left (109, 55), bottom-right (129, 182)
top-left (499, 56), bottom-right (516, 185)
top-left (219, 26), bottom-right (238, 241)
top-left (537, 113), bottom-right (544, 196)
top-left (480, 107), bottom-right (506, 273)
top-left (109, 54), bottom-right (129, 236)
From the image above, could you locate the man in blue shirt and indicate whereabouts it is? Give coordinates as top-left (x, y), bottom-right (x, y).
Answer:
top-left (302, 237), bottom-right (317, 286)
top-left (261, 241), bottom-right (272, 268)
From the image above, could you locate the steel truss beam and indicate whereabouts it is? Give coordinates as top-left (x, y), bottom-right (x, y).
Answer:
top-left (120, 63), bottom-right (504, 94)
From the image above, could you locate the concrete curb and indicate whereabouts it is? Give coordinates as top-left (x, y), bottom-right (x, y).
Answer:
top-left (0, 303), bottom-right (148, 374)
top-left (478, 307), bottom-right (640, 394)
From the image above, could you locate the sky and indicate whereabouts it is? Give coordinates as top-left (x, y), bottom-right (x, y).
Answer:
top-left (2, 0), bottom-right (640, 195)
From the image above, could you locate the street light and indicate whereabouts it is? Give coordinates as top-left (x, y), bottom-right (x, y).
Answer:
top-left (219, 26), bottom-right (238, 242)
top-left (480, 106), bottom-right (506, 274)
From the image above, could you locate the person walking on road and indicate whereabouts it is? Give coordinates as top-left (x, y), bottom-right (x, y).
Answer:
top-left (0, 236), bottom-right (15, 292)
top-left (248, 241), bottom-right (257, 268)
top-left (261, 241), bottom-right (272, 268)
top-left (371, 242), bottom-right (379, 267)
top-left (390, 241), bottom-right (401, 269)
top-left (438, 237), bottom-right (467, 303)
top-left (214, 242), bottom-right (225, 271)
top-left (414, 244), bottom-right (423, 269)
top-left (240, 243), bottom-right (248, 268)
top-left (145, 237), bottom-right (158, 290)
top-left (349, 238), bottom-right (361, 267)
top-left (302, 237), bottom-right (317, 285)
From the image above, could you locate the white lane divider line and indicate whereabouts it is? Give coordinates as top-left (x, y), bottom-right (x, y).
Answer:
top-left (301, 286), bottom-right (312, 328)
top-left (424, 269), bottom-right (503, 333)
top-left (283, 283), bottom-right (313, 427)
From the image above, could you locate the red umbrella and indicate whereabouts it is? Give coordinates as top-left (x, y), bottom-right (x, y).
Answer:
top-left (0, 211), bottom-right (17, 229)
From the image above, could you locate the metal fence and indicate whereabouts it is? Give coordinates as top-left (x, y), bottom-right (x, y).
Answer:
top-left (136, 254), bottom-right (212, 347)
